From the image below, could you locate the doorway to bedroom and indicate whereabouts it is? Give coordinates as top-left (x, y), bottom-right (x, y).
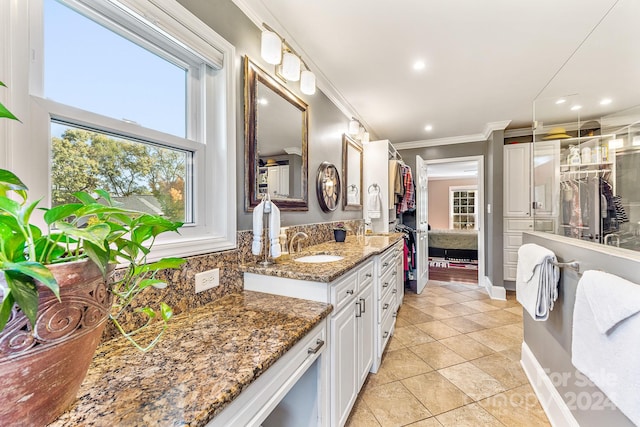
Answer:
top-left (426, 156), bottom-right (484, 285)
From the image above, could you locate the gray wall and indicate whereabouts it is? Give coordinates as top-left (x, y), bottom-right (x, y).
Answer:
top-left (177, 0), bottom-right (364, 231)
top-left (397, 138), bottom-right (504, 288)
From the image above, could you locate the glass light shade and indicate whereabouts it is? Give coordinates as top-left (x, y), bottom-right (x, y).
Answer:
top-left (261, 30), bottom-right (281, 65)
top-left (300, 70), bottom-right (316, 95)
top-left (348, 119), bottom-right (360, 135)
top-left (362, 131), bottom-right (370, 144)
top-left (281, 52), bottom-right (301, 81)
top-left (357, 126), bottom-right (365, 140)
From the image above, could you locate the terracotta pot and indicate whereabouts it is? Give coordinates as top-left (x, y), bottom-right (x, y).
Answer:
top-left (0, 259), bottom-right (113, 426)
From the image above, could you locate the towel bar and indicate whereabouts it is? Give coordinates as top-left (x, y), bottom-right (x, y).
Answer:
top-left (552, 260), bottom-right (580, 273)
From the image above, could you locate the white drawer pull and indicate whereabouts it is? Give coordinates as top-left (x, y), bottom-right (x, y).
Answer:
top-left (307, 339), bottom-right (325, 354)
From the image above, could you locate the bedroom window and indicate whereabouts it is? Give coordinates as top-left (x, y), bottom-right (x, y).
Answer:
top-left (449, 186), bottom-right (478, 230)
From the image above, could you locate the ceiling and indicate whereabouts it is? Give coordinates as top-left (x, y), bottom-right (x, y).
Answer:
top-left (427, 161), bottom-right (477, 180)
top-left (234, 0), bottom-right (640, 145)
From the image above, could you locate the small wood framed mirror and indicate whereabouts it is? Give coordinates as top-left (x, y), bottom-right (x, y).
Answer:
top-left (342, 134), bottom-right (363, 210)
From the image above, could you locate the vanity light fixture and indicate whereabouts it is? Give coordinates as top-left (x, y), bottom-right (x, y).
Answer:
top-left (260, 23), bottom-right (316, 95)
top-left (348, 118), bottom-right (361, 135)
top-left (347, 118), bottom-right (369, 144)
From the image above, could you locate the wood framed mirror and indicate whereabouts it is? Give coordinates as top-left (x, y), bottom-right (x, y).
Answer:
top-left (244, 56), bottom-right (309, 211)
top-left (342, 134), bottom-right (363, 210)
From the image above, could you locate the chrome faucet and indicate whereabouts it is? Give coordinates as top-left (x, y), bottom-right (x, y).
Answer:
top-left (289, 232), bottom-right (309, 254)
top-left (604, 233), bottom-right (620, 247)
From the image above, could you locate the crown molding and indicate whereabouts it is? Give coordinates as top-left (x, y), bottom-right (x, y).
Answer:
top-left (231, 0), bottom-right (377, 139)
top-left (394, 120), bottom-right (511, 150)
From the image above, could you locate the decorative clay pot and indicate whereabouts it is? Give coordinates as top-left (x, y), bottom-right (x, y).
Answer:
top-left (0, 259), bottom-right (113, 426)
top-left (334, 229), bottom-right (347, 242)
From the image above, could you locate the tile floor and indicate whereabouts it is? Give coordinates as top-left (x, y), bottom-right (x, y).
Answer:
top-left (346, 280), bottom-right (551, 427)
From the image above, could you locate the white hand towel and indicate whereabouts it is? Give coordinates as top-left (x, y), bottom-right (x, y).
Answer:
top-left (515, 243), bottom-right (559, 321)
top-left (269, 202), bottom-right (281, 258)
top-left (368, 191), bottom-right (381, 219)
top-left (572, 270), bottom-right (640, 426)
top-left (252, 201), bottom-right (264, 256)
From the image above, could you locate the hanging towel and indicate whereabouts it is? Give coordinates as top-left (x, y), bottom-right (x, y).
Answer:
top-left (572, 270), bottom-right (640, 426)
top-left (252, 201), bottom-right (264, 256)
top-left (368, 189), bottom-right (382, 219)
top-left (269, 201), bottom-right (281, 258)
top-left (515, 243), bottom-right (559, 321)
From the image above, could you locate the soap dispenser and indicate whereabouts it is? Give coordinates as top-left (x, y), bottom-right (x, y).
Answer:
top-left (279, 227), bottom-right (289, 260)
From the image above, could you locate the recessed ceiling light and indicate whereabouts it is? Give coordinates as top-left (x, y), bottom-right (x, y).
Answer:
top-left (413, 60), bottom-right (426, 71)
top-left (600, 98), bottom-right (612, 105)
top-left (570, 105), bottom-right (582, 111)
top-left (555, 98), bottom-right (566, 105)
top-left (258, 98), bottom-right (268, 105)
top-left (424, 124), bottom-right (433, 132)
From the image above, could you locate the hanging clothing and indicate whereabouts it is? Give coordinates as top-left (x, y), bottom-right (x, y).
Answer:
top-left (389, 160), bottom-right (403, 209)
top-left (397, 164), bottom-right (415, 214)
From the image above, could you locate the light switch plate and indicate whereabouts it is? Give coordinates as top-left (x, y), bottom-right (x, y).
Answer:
top-left (195, 268), bottom-right (220, 293)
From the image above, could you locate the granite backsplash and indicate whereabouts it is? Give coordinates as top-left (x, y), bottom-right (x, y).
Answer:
top-left (101, 219), bottom-right (363, 341)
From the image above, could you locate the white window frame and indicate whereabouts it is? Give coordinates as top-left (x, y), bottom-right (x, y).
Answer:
top-left (448, 185), bottom-right (478, 230)
top-left (1, 0), bottom-right (237, 259)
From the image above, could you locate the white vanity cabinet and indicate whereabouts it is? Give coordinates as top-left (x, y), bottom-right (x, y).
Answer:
top-left (244, 259), bottom-right (376, 427)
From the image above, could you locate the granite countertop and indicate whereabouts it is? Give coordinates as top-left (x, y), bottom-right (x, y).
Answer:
top-left (51, 291), bottom-right (332, 427)
top-left (241, 233), bottom-right (404, 282)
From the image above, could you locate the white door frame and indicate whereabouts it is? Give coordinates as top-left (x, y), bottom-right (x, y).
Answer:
top-left (424, 155), bottom-right (485, 286)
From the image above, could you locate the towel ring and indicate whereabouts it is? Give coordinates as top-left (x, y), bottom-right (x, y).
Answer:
top-left (368, 183), bottom-right (380, 194)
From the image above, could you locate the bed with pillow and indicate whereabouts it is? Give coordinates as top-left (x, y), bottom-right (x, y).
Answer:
top-left (428, 229), bottom-right (478, 261)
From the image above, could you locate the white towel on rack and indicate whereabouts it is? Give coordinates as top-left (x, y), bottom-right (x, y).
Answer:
top-left (572, 270), bottom-right (640, 426)
top-left (368, 191), bottom-right (382, 219)
top-left (252, 201), bottom-right (264, 256)
top-left (269, 202), bottom-right (281, 258)
top-left (515, 243), bottom-right (559, 321)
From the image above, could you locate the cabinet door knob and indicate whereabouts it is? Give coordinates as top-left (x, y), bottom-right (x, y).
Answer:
top-left (346, 289), bottom-right (354, 295)
top-left (307, 339), bottom-right (325, 354)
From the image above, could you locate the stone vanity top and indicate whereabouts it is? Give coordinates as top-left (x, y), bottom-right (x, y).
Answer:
top-left (241, 233), bottom-right (404, 282)
top-left (51, 291), bottom-right (332, 427)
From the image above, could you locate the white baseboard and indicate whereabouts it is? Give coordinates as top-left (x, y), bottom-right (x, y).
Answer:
top-left (521, 342), bottom-right (579, 427)
top-left (483, 276), bottom-right (506, 300)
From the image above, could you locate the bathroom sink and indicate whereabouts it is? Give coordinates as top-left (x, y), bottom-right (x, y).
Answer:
top-left (294, 254), bottom-right (344, 263)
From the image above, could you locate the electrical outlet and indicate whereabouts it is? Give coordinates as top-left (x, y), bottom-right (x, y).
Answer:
top-left (195, 268), bottom-right (220, 293)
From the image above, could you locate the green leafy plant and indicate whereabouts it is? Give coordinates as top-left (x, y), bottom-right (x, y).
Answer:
top-left (0, 81), bottom-right (185, 351)
top-left (333, 222), bottom-right (347, 231)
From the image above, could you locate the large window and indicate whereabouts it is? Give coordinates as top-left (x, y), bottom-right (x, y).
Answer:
top-left (449, 186), bottom-right (478, 230)
top-left (3, 0), bottom-right (237, 257)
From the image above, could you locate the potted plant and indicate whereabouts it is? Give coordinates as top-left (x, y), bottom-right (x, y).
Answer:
top-left (333, 222), bottom-right (348, 242)
top-left (0, 81), bottom-right (185, 425)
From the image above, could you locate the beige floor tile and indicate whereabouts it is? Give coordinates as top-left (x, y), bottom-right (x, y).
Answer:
top-left (439, 303), bottom-right (479, 316)
top-left (498, 346), bottom-right (522, 362)
top-left (406, 417), bottom-right (443, 426)
top-left (362, 381), bottom-right (432, 426)
top-left (423, 305), bottom-right (458, 320)
top-left (435, 403), bottom-right (504, 427)
top-left (374, 347), bottom-right (434, 381)
top-left (425, 295), bottom-right (458, 306)
top-left (439, 334), bottom-right (494, 360)
top-left (461, 300), bottom-right (500, 312)
top-left (479, 384), bottom-right (551, 426)
top-left (425, 286), bottom-right (455, 296)
top-left (346, 397), bottom-right (382, 427)
top-left (402, 371), bottom-right (473, 415)
top-left (440, 316), bottom-right (486, 334)
top-left (470, 353), bottom-right (528, 390)
top-left (462, 312), bottom-right (510, 329)
top-left (484, 298), bottom-right (520, 309)
top-left (386, 335), bottom-right (406, 351)
top-left (415, 320), bottom-right (461, 340)
top-left (394, 325), bottom-right (436, 347)
top-left (440, 292), bottom-right (475, 303)
top-left (438, 362), bottom-right (507, 401)
top-left (490, 324), bottom-right (524, 342)
top-left (466, 328), bottom-right (521, 352)
top-left (505, 306), bottom-right (524, 316)
top-left (397, 305), bottom-right (435, 324)
top-left (411, 341), bottom-right (467, 370)
top-left (457, 290), bottom-right (490, 300)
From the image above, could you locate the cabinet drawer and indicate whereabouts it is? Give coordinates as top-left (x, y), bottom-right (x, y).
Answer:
top-left (378, 305), bottom-right (395, 354)
top-left (504, 248), bottom-right (519, 264)
top-left (330, 270), bottom-right (358, 312)
top-left (504, 232), bottom-right (523, 249)
top-left (534, 218), bottom-right (555, 232)
top-left (504, 218), bottom-right (534, 231)
top-left (378, 249), bottom-right (395, 275)
top-left (358, 260), bottom-right (375, 288)
top-left (378, 267), bottom-right (394, 299)
top-left (504, 264), bottom-right (517, 281)
top-left (378, 284), bottom-right (396, 323)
